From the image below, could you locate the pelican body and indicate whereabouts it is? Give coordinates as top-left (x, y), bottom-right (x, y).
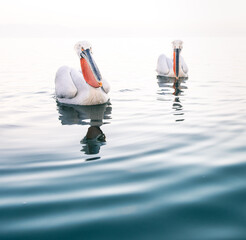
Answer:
top-left (156, 40), bottom-right (188, 79)
top-left (55, 41), bottom-right (110, 106)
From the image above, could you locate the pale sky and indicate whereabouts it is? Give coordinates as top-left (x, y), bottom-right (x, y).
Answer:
top-left (0, 0), bottom-right (245, 37)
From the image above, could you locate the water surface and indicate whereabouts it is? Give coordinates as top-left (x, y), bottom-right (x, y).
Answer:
top-left (0, 37), bottom-right (246, 240)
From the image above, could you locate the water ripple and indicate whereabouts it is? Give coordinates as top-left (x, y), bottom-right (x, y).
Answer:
top-left (1, 37), bottom-right (246, 240)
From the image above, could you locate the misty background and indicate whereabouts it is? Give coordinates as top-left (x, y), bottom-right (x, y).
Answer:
top-left (0, 0), bottom-right (245, 38)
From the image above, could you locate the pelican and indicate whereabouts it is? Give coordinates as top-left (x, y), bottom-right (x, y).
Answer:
top-left (156, 40), bottom-right (188, 79)
top-left (55, 41), bottom-right (110, 106)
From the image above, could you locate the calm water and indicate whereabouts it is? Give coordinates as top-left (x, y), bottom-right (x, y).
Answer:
top-left (0, 37), bottom-right (246, 240)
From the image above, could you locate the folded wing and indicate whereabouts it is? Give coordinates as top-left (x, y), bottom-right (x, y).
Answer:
top-left (55, 66), bottom-right (77, 99)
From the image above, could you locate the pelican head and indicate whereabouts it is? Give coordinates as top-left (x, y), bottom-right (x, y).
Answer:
top-left (172, 40), bottom-right (183, 79)
top-left (74, 41), bottom-right (102, 88)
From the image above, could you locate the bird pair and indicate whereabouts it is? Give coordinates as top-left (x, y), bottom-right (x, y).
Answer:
top-left (55, 40), bottom-right (188, 106)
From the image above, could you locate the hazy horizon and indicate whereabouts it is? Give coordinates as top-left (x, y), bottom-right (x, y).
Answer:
top-left (1, 0), bottom-right (246, 38)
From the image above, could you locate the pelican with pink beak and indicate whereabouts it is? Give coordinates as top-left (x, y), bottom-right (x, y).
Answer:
top-left (55, 41), bottom-right (110, 105)
top-left (156, 40), bottom-right (188, 79)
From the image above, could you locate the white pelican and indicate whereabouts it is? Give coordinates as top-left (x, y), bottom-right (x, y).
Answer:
top-left (156, 40), bottom-right (188, 79)
top-left (55, 41), bottom-right (110, 106)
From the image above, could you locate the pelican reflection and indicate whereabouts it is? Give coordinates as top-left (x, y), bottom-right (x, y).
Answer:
top-left (157, 76), bottom-right (187, 122)
top-left (81, 126), bottom-right (106, 155)
top-left (57, 102), bottom-right (112, 156)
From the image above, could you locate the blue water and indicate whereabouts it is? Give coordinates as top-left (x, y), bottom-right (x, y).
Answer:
top-left (0, 37), bottom-right (246, 240)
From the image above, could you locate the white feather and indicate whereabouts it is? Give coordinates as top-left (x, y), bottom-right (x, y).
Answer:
top-left (55, 66), bottom-right (77, 98)
top-left (55, 66), bottom-right (109, 105)
top-left (156, 54), bottom-right (170, 75)
top-left (74, 41), bottom-right (92, 57)
top-left (157, 40), bottom-right (188, 78)
top-left (101, 78), bottom-right (110, 94)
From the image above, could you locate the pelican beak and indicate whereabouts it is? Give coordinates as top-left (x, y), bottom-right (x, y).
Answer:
top-left (173, 48), bottom-right (180, 79)
top-left (80, 48), bottom-right (102, 88)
